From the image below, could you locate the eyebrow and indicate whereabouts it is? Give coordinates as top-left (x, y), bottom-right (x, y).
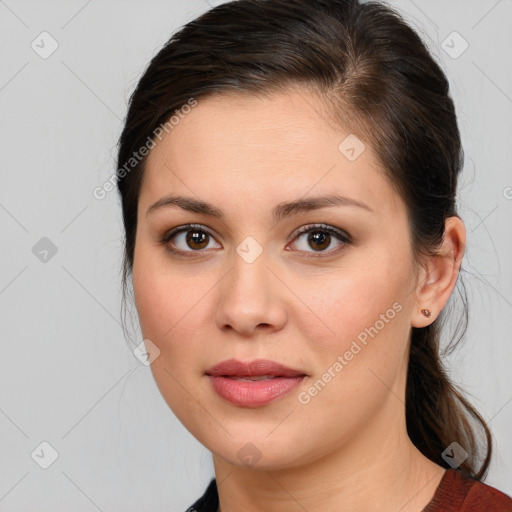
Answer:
top-left (145, 193), bottom-right (373, 221)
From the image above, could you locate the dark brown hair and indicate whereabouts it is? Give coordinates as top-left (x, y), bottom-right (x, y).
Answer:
top-left (116, 0), bottom-right (491, 478)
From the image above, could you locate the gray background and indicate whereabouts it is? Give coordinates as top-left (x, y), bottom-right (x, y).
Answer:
top-left (0, 0), bottom-right (511, 510)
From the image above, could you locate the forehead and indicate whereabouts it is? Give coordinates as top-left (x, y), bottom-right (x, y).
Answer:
top-left (140, 90), bottom-right (402, 219)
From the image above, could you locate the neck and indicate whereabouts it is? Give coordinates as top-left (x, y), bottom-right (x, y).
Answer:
top-left (212, 416), bottom-right (445, 512)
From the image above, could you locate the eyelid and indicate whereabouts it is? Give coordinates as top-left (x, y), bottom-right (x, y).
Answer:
top-left (161, 223), bottom-right (221, 253)
top-left (161, 222), bottom-right (352, 256)
top-left (162, 223), bottom-right (216, 240)
top-left (286, 223), bottom-right (352, 256)
top-left (291, 223), bottom-right (351, 243)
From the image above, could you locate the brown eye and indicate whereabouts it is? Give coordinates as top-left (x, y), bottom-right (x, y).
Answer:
top-left (307, 231), bottom-right (331, 251)
top-left (161, 224), bottom-right (221, 255)
top-left (289, 224), bottom-right (352, 256)
top-left (185, 230), bottom-right (209, 250)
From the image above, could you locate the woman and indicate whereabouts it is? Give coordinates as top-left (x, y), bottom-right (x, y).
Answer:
top-left (115, 0), bottom-right (512, 510)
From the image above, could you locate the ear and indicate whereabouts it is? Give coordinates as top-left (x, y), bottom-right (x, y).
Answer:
top-left (411, 216), bottom-right (466, 328)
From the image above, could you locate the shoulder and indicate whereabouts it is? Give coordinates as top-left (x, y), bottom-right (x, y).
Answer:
top-left (185, 478), bottom-right (218, 512)
top-left (424, 469), bottom-right (512, 512)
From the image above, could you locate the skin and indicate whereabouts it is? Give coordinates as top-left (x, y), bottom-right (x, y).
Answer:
top-left (131, 88), bottom-right (466, 512)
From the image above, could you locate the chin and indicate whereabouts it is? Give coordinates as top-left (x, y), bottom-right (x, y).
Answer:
top-left (200, 428), bottom-right (314, 471)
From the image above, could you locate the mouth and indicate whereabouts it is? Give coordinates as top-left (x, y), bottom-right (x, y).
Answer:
top-left (205, 358), bottom-right (307, 378)
top-left (205, 359), bottom-right (308, 407)
top-left (222, 375), bottom-right (284, 381)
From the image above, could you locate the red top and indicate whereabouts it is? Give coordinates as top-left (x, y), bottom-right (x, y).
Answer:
top-left (423, 469), bottom-right (512, 511)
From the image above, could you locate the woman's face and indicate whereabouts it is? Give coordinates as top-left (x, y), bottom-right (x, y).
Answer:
top-left (132, 89), bottom-right (422, 470)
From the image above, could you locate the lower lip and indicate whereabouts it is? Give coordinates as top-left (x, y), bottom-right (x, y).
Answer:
top-left (207, 375), bottom-right (306, 407)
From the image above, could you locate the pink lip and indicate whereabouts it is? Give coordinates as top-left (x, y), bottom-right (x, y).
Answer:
top-left (205, 359), bottom-right (307, 408)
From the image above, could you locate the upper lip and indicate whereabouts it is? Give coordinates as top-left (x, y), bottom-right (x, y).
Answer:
top-left (205, 359), bottom-right (306, 378)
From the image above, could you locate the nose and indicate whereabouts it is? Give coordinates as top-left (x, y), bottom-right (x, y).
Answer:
top-left (214, 249), bottom-right (287, 337)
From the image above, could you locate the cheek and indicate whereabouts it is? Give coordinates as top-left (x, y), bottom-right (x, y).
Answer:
top-left (133, 238), bottom-right (183, 338)
top-left (132, 244), bottom-right (217, 371)
top-left (133, 268), bottom-right (194, 349)
top-left (307, 259), bottom-right (409, 341)
top-left (132, 252), bottom-right (210, 426)
top-left (290, 273), bottom-right (411, 447)
top-left (299, 257), bottom-right (412, 392)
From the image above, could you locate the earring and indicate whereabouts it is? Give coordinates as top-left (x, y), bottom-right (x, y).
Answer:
top-left (421, 308), bottom-right (432, 318)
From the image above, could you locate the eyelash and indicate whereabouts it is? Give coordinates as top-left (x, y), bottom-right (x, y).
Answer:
top-left (160, 223), bottom-right (352, 258)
